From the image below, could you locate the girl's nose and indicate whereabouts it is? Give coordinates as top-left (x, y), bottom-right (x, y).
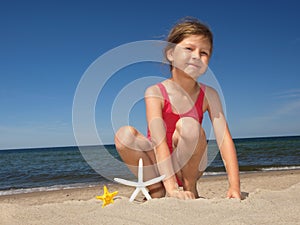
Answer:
top-left (191, 50), bottom-right (201, 59)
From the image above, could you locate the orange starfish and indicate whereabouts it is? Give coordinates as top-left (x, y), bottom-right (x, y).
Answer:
top-left (96, 185), bottom-right (118, 208)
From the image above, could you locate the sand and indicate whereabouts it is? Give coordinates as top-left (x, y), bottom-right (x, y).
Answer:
top-left (0, 170), bottom-right (299, 225)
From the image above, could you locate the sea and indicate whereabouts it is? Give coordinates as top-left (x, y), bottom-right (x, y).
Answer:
top-left (0, 135), bottom-right (299, 196)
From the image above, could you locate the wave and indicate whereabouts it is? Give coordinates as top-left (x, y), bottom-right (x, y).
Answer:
top-left (0, 182), bottom-right (103, 196)
top-left (260, 165), bottom-right (300, 171)
top-left (204, 165), bottom-right (300, 176)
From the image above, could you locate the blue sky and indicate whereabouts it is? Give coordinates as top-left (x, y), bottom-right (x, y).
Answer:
top-left (1, 0), bottom-right (300, 149)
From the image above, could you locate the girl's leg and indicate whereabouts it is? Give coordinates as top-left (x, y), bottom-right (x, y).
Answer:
top-left (172, 117), bottom-right (207, 198)
top-left (114, 126), bottom-right (166, 198)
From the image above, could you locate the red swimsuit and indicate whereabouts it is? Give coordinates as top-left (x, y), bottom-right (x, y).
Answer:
top-left (147, 82), bottom-right (206, 186)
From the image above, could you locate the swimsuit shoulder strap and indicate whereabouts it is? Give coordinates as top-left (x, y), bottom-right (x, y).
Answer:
top-left (194, 83), bottom-right (206, 112)
top-left (157, 83), bottom-right (170, 102)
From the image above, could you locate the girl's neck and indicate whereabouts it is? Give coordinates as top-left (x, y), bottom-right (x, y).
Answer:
top-left (169, 71), bottom-right (199, 95)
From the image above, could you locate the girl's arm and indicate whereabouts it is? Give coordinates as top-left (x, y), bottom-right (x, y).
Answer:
top-left (206, 87), bottom-right (241, 199)
top-left (145, 86), bottom-right (195, 199)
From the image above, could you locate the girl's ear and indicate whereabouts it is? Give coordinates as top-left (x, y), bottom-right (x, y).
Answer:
top-left (166, 48), bottom-right (174, 62)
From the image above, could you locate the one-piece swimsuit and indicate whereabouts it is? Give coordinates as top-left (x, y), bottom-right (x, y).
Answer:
top-left (147, 82), bottom-right (206, 186)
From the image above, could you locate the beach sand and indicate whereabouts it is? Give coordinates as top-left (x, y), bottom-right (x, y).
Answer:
top-left (0, 170), bottom-right (299, 225)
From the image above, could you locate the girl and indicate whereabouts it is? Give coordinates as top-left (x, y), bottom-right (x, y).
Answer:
top-left (114, 17), bottom-right (241, 200)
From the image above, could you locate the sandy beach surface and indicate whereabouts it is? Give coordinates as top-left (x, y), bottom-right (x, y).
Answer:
top-left (1, 170), bottom-right (299, 225)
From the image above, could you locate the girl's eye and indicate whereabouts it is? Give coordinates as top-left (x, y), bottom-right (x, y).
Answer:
top-left (185, 47), bottom-right (192, 51)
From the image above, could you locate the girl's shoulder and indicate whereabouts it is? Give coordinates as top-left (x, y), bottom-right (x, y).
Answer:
top-left (199, 83), bottom-right (218, 97)
top-left (144, 82), bottom-right (164, 98)
top-left (200, 83), bottom-right (222, 112)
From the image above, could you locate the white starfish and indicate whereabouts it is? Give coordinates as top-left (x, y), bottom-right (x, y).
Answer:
top-left (114, 158), bottom-right (165, 202)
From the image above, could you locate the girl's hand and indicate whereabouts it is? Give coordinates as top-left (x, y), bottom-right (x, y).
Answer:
top-left (226, 187), bottom-right (241, 200)
top-left (168, 189), bottom-right (195, 200)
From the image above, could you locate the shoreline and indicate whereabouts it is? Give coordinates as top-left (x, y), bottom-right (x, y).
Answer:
top-left (1, 169), bottom-right (299, 203)
top-left (1, 166), bottom-right (299, 197)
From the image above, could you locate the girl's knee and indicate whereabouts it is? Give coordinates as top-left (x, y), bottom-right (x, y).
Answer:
top-left (175, 117), bottom-right (204, 141)
top-left (114, 126), bottom-right (138, 151)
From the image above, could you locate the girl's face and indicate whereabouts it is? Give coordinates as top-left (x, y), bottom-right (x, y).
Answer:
top-left (167, 35), bottom-right (211, 80)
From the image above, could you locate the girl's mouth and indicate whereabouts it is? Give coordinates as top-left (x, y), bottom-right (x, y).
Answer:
top-left (187, 63), bottom-right (201, 68)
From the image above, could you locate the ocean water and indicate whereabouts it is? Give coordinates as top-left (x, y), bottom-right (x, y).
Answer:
top-left (0, 136), bottom-right (299, 196)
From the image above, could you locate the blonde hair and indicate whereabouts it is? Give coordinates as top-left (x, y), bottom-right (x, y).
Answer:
top-left (164, 17), bottom-right (213, 70)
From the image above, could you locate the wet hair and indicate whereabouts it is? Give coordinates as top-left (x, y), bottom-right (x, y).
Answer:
top-left (164, 17), bottom-right (213, 70)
